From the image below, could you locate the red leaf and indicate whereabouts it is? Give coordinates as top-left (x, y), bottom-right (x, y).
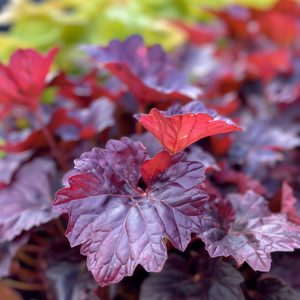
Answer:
top-left (171, 20), bottom-right (226, 45)
top-left (135, 102), bottom-right (241, 154)
top-left (281, 181), bottom-right (300, 226)
top-left (82, 35), bottom-right (200, 104)
top-left (257, 11), bottom-right (299, 45)
top-left (53, 137), bottom-right (208, 286)
top-left (198, 191), bottom-right (300, 271)
top-left (245, 49), bottom-right (292, 82)
top-left (0, 48), bottom-right (58, 110)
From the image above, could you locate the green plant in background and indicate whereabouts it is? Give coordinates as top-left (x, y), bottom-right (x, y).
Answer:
top-left (0, 0), bottom-right (283, 71)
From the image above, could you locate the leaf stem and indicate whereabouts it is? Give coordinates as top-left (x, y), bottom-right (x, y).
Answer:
top-left (1, 279), bottom-right (44, 291)
top-left (55, 217), bottom-right (66, 236)
top-left (15, 250), bottom-right (36, 267)
top-left (34, 109), bottom-right (68, 171)
top-left (135, 103), bottom-right (145, 135)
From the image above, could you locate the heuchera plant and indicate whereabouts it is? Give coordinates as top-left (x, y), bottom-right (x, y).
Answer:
top-left (2, 1), bottom-right (300, 299)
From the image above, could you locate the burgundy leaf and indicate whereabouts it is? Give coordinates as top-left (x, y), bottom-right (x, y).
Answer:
top-left (140, 253), bottom-right (245, 300)
top-left (135, 101), bottom-right (241, 154)
top-left (131, 133), bottom-right (219, 170)
top-left (53, 137), bottom-right (208, 286)
top-left (270, 253), bottom-right (300, 293)
top-left (50, 70), bottom-right (124, 107)
top-left (246, 275), bottom-right (300, 300)
top-left (38, 239), bottom-right (100, 300)
top-left (0, 233), bottom-right (29, 279)
top-left (82, 35), bottom-right (200, 104)
top-left (55, 97), bottom-right (116, 142)
top-left (0, 48), bottom-right (58, 110)
top-left (0, 158), bottom-right (60, 242)
top-left (198, 190), bottom-right (300, 271)
top-left (281, 181), bottom-right (300, 226)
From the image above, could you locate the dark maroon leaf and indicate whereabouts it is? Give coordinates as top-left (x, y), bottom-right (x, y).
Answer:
top-left (198, 191), bottom-right (300, 271)
top-left (81, 35), bottom-right (200, 104)
top-left (0, 158), bottom-right (60, 242)
top-left (135, 101), bottom-right (241, 154)
top-left (38, 239), bottom-right (100, 300)
top-left (246, 275), bottom-right (300, 300)
top-left (270, 253), bottom-right (300, 293)
top-left (0, 233), bottom-right (29, 279)
top-left (53, 137), bottom-right (208, 286)
top-left (140, 253), bottom-right (245, 300)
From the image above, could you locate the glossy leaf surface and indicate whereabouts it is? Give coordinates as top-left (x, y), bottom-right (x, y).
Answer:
top-left (53, 137), bottom-right (208, 286)
top-left (135, 101), bottom-right (241, 154)
top-left (198, 191), bottom-right (300, 271)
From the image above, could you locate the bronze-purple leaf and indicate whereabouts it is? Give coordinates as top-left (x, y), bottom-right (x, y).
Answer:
top-left (53, 137), bottom-right (208, 286)
top-left (0, 158), bottom-right (60, 242)
top-left (198, 190), bottom-right (300, 271)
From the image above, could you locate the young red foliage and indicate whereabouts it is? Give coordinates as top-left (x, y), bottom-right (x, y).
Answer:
top-left (135, 101), bottom-right (241, 154)
top-left (0, 48), bottom-right (58, 110)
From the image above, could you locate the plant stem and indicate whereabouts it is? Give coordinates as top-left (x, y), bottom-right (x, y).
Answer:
top-left (1, 279), bottom-right (44, 291)
top-left (34, 109), bottom-right (68, 171)
top-left (15, 250), bottom-right (36, 267)
top-left (55, 217), bottom-right (66, 236)
top-left (135, 103), bottom-right (145, 135)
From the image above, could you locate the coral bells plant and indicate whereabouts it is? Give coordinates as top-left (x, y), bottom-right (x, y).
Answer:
top-left (2, 2), bottom-right (300, 298)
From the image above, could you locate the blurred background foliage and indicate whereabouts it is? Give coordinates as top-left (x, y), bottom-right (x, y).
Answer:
top-left (0, 0), bottom-right (291, 71)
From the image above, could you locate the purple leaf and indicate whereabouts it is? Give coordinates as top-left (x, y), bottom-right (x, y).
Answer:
top-left (140, 253), bottom-right (245, 300)
top-left (38, 239), bottom-right (100, 300)
top-left (270, 253), bottom-right (300, 294)
top-left (55, 97), bottom-right (116, 142)
top-left (246, 275), bottom-right (300, 300)
top-left (53, 137), bottom-right (208, 286)
top-left (229, 119), bottom-right (300, 177)
top-left (0, 150), bottom-right (32, 187)
top-left (130, 132), bottom-right (164, 158)
top-left (0, 158), bottom-right (60, 242)
top-left (198, 190), bottom-right (300, 271)
top-left (186, 144), bottom-right (220, 171)
top-left (81, 35), bottom-right (200, 104)
top-left (0, 233), bottom-right (29, 279)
